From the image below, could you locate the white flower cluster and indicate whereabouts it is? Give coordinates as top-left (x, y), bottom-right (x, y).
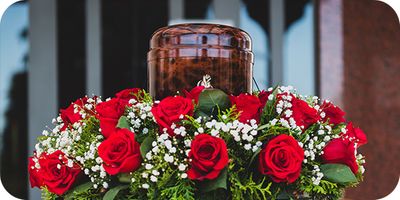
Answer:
top-left (277, 85), bottom-right (295, 94)
top-left (74, 97), bottom-right (103, 119)
top-left (32, 96), bottom-right (110, 188)
top-left (35, 122), bottom-right (60, 156)
top-left (300, 123), bottom-right (339, 186)
top-left (126, 99), bottom-right (155, 134)
top-left (137, 132), bottom-right (189, 189)
top-left (310, 165), bottom-right (324, 185)
top-left (74, 97), bottom-right (110, 188)
top-left (203, 118), bottom-right (262, 152)
top-left (34, 120), bottom-right (82, 163)
top-left (302, 124), bottom-right (335, 164)
top-left (29, 151), bottom-right (74, 172)
top-left (266, 87), bottom-right (305, 135)
top-left (30, 153), bottom-right (41, 170)
top-left (340, 127), bottom-right (361, 145)
top-left (356, 154), bottom-right (366, 174)
top-left (172, 121), bottom-right (188, 137)
top-left (276, 95), bottom-right (293, 115)
top-left (76, 137), bottom-right (109, 189)
top-left (32, 123), bottom-right (110, 188)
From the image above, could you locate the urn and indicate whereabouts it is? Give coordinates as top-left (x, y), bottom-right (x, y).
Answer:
top-left (147, 23), bottom-right (254, 99)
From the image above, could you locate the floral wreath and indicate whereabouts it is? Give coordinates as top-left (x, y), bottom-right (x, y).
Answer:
top-left (29, 76), bottom-right (367, 200)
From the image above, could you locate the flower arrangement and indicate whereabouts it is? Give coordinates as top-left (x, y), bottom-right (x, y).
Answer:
top-left (28, 82), bottom-right (367, 200)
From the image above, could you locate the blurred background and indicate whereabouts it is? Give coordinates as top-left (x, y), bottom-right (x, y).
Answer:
top-left (0, 0), bottom-right (398, 199)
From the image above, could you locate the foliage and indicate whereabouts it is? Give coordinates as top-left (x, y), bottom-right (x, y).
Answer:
top-left (103, 185), bottom-right (129, 200)
top-left (60, 182), bottom-right (102, 200)
top-left (116, 116), bottom-right (130, 129)
top-left (29, 86), bottom-right (366, 200)
top-left (197, 167), bottom-right (228, 193)
top-left (230, 172), bottom-right (272, 200)
top-left (72, 116), bottom-right (101, 157)
top-left (160, 179), bottom-right (195, 200)
top-left (260, 86), bottom-right (278, 124)
top-left (41, 188), bottom-right (57, 200)
top-left (134, 89), bottom-right (153, 104)
top-left (298, 173), bottom-right (343, 199)
top-left (320, 164), bottom-right (357, 185)
top-left (195, 89), bottom-right (231, 118)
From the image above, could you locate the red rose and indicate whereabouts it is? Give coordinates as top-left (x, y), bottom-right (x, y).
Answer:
top-left (183, 86), bottom-right (205, 103)
top-left (96, 98), bottom-right (127, 137)
top-left (115, 88), bottom-right (141, 104)
top-left (258, 134), bottom-right (304, 183)
top-left (151, 96), bottom-right (194, 136)
top-left (320, 101), bottom-right (346, 125)
top-left (258, 90), bottom-right (271, 108)
top-left (230, 94), bottom-right (263, 123)
top-left (343, 122), bottom-right (367, 147)
top-left (187, 134), bottom-right (229, 181)
top-left (321, 138), bottom-right (358, 174)
top-left (29, 150), bottom-right (81, 195)
top-left (98, 128), bottom-right (142, 175)
top-left (60, 97), bottom-right (87, 131)
top-left (28, 156), bottom-right (43, 188)
top-left (291, 97), bottom-right (320, 130)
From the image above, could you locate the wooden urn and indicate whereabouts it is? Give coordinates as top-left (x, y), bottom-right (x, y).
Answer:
top-left (147, 23), bottom-right (254, 99)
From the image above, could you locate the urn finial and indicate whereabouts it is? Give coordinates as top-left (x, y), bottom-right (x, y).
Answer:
top-left (197, 74), bottom-right (213, 88)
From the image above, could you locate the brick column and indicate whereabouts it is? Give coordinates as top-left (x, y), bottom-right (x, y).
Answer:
top-left (317, 0), bottom-right (400, 199)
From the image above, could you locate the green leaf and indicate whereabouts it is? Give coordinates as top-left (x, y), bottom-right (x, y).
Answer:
top-left (248, 148), bottom-right (261, 168)
top-left (195, 89), bottom-right (231, 118)
top-left (276, 189), bottom-right (293, 200)
top-left (197, 167), bottom-right (228, 193)
top-left (64, 182), bottom-right (93, 200)
top-left (117, 116), bottom-right (130, 129)
top-left (118, 173), bottom-right (132, 183)
top-left (194, 110), bottom-right (210, 118)
top-left (257, 124), bottom-right (269, 131)
top-left (37, 135), bottom-right (48, 142)
top-left (140, 136), bottom-right (155, 158)
top-left (134, 131), bottom-right (148, 143)
top-left (320, 164), bottom-right (357, 184)
top-left (103, 185), bottom-right (129, 200)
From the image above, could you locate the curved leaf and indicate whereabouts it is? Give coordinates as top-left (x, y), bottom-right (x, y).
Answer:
top-left (117, 116), bottom-right (130, 129)
top-left (320, 164), bottom-right (357, 184)
top-left (64, 182), bottom-right (93, 200)
top-left (196, 89), bottom-right (231, 118)
top-left (118, 173), bottom-right (132, 183)
top-left (197, 167), bottom-right (228, 193)
top-left (103, 185), bottom-right (129, 200)
top-left (248, 148), bottom-right (261, 169)
top-left (140, 136), bottom-right (155, 158)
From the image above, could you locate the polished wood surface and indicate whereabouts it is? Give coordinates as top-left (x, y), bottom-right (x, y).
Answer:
top-left (147, 23), bottom-right (254, 99)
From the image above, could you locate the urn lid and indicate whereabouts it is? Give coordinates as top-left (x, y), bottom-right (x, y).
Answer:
top-left (148, 23), bottom-right (253, 61)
